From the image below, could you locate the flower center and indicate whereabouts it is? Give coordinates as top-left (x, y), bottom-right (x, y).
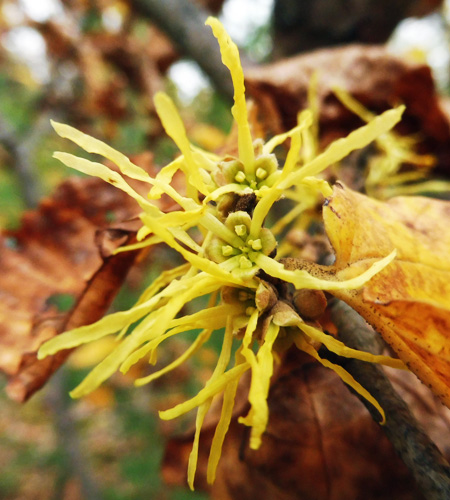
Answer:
top-left (207, 211), bottom-right (277, 277)
top-left (216, 152), bottom-right (281, 194)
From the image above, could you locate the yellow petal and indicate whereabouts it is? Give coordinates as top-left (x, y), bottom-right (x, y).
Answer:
top-left (51, 121), bottom-right (151, 182)
top-left (206, 376), bottom-right (239, 484)
top-left (188, 401), bottom-right (212, 490)
top-left (298, 323), bottom-right (406, 369)
top-left (149, 157), bottom-right (183, 199)
top-left (53, 152), bottom-right (159, 215)
top-left (294, 333), bottom-right (386, 423)
top-left (203, 183), bottom-right (250, 203)
top-left (123, 304), bottom-right (237, 373)
top-left (254, 250), bottom-right (396, 291)
top-left (132, 263), bottom-right (191, 307)
top-left (159, 362), bottom-right (250, 420)
top-left (113, 235), bottom-right (162, 254)
top-left (200, 211), bottom-right (244, 248)
top-left (333, 86), bottom-right (374, 122)
top-left (140, 214), bottom-right (245, 285)
top-left (70, 274), bottom-right (222, 397)
top-left (250, 125), bottom-right (304, 237)
top-left (279, 106), bottom-right (405, 188)
top-left (134, 329), bottom-right (212, 386)
top-left (38, 293), bottom-right (163, 358)
top-left (262, 110), bottom-right (312, 154)
top-left (206, 17), bottom-right (255, 173)
top-left (250, 187), bottom-right (283, 238)
top-left (239, 317), bottom-right (280, 449)
top-left (187, 314), bottom-right (235, 488)
top-left (168, 303), bottom-right (244, 330)
top-left (154, 92), bottom-right (208, 196)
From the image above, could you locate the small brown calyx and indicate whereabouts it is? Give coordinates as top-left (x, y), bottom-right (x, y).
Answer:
top-left (255, 280), bottom-right (278, 313)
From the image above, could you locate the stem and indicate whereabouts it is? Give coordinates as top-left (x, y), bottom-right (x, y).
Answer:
top-left (130, 0), bottom-right (234, 101)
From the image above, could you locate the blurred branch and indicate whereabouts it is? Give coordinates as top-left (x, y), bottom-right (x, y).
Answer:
top-left (0, 114), bottom-right (42, 208)
top-left (330, 299), bottom-right (450, 500)
top-left (45, 369), bottom-right (102, 500)
top-left (272, 0), bottom-right (444, 57)
top-left (130, 0), bottom-right (234, 101)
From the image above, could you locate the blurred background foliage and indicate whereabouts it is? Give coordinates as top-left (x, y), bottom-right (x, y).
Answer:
top-left (1, 0), bottom-right (450, 498)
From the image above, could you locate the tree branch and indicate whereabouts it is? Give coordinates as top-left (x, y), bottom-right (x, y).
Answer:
top-left (330, 299), bottom-right (450, 500)
top-left (0, 114), bottom-right (42, 207)
top-left (129, 0), bottom-right (234, 101)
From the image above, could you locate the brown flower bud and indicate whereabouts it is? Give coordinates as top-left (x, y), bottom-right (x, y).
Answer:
top-left (293, 289), bottom-right (327, 320)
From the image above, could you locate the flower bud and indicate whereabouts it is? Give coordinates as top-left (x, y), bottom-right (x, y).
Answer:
top-left (293, 289), bottom-right (327, 319)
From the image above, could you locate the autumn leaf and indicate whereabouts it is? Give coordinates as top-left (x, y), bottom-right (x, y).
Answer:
top-left (323, 183), bottom-right (450, 407)
top-left (0, 177), bottom-right (141, 401)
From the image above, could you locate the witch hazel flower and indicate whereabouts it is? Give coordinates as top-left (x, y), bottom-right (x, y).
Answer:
top-left (38, 17), bottom-right (406, 489)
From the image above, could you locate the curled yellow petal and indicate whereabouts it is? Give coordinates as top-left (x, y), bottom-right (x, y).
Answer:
top-left (207, 376), bottom-right (239, 484)
top-left (38, 291), bottom-right (164, 358)
top-left (188, 401), bottom-right (212, 490)
top-left (134, 329), bottom-right (212, 386)
top-left (149, 158), bottom-right (183, 199)
top-left (255, 250), bottom-right (396, 291)
top-left (298, 323), bottom-right (406, 370)
top-left (250, 187), bottom-right (283, 238)
top-left (132, 263), bottom-right (191, 307)
top-left (262, 110), bottom-right (312, 154)
top-left (187, 315), bottom-right (235, 488)
top-left (279, 106), bottom-right (405, 189)
top-left (126, 303), bottom-right (237, 373)
top-left (113, 235), bottom-right (162, 254)
top-left (239, 318), bottom-right (280, 449)
top-left (51, 120), bottom-right (152, 182)
top-left (53, 152), bottom-right (159, 215)
top-left (159, 363), bottom-right (250, 420)
top-left (250, 125), bottom-right (303, 237)
top-left (294, 333), bottom-right (386, 423)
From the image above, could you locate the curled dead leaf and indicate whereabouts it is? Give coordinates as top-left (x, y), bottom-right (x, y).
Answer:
top-left (0, 177), bottom-right (141, 401)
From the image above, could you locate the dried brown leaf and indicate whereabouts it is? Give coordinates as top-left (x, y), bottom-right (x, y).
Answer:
top-left (0, 177), bottom-right (141, 401)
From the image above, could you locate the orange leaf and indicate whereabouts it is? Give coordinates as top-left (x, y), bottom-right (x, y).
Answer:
top-left (323, 183), bottom-right (450, 407)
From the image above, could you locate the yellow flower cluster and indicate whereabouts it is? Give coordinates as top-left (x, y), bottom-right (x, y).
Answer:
top-left (39, 17), bottom-right (405, 489)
